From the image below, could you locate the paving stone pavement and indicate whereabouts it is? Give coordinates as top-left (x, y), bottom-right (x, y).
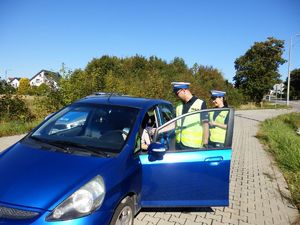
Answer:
top-left (0, 109), bottom-right (299, 225)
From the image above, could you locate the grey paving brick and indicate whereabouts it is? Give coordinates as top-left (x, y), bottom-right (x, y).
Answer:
top-left (157, 220), bottom-right (175, 225)
top-left (211, 221), bottom-right (231, 225)
top-left (134, 220), bottom-right (149, 225)
top-left (205, 213), bottom-right (222, 222)
top-left (237, 221), bottom-right (250, 225)
top-left (136, 213), bottom-right (147, 220)
top-left (183, 219), bottom-right (204, 225)
top-left (195, 216), bottom-right (213, 225)
top-left (180, 213), bottom-right (197, 222)
top-left (221, 214), bottom-right (232, 224)
top-left (169, 215), bottom-right (186, 224)
top-left (224, 207), bottom-right (239, 215)
top-left (143, 215), bottom-right (160, 224)
top-left (230, 214), bottom-right (247, 223)
top-left (165, 212), bottom-right (181, 217)
top-left (154, 213), bottom-right (172, 221)
top-left (145, 212), bottom-right (157, 217)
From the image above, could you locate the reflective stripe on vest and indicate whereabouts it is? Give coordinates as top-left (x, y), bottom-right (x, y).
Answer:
top-left (209, 110), bottom-right (228, 143)
top-left (175, 99), bottom-right (203, 148)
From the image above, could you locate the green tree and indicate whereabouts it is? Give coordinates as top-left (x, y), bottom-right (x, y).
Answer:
top-left (85, 55), bottom-right (123, 91)
top-left (286, 68), bottom-right (300, 100)
top-left (18, 78), bottom-right (31, 95)
top-left (191, 65), bottom-right (244, 107)
top-left (233, 37), bottom-right (286, 103)
top-left (103, 70), bottom-right (120, 93)
top-left (0, 78), bottom-right (15, 94)
top-left (36, 83), bottom-right (51, 95)
top-left (59, 55), bottom-right (245, 108)
top-left (59, 69), bottom-right (91, 104)
top-left (194, 66), bottom-right (226, 93)
top-left (0, 79), bottom-right (5, 94)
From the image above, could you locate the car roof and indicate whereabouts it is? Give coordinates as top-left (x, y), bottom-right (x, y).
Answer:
top-left (76, 93), bottom-right (172, 109)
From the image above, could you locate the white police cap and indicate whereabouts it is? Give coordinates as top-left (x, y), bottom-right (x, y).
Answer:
top-left (171, 82), bottom-right (190, 93)
top-left (210, 90), bottom-right (226, 97)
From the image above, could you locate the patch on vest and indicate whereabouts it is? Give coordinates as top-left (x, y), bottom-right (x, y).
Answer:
top-left (190, 107), bottom-right (199, 111)
top-left (219, 114), bottom-right (226, 119)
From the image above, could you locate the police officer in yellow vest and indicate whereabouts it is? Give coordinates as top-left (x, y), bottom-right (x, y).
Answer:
top-left (209, 90), bottom-right (229, 148)
top-left (172, 82), bottom-right (209, 149)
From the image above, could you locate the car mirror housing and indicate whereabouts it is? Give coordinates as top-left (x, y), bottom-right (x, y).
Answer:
top-left (147, 142), bottom-right (166, 161)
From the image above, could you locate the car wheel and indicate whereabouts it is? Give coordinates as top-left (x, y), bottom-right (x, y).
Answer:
top-left (110, 196), bottom-right (134, 225)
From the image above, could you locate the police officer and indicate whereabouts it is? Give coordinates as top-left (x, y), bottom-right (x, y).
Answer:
top-left (172, 82), bottom-right (209, 149)
top-left (209, 90), bottom-right (229, 148)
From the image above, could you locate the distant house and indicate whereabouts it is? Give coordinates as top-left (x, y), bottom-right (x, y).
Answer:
top-left (7, 77), bottom-right (21, 88)
top-left (30, 70), bottom-right (61, 89)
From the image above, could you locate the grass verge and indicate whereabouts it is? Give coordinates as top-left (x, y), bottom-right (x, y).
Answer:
top-left (0, 95), bottom-right (49, 137)
top-left (0, 119), bottom-right (42, 137)
top-left (239, 101), bottom-right (291, 110)
top-left (257, 112), bottom-right (300, 211)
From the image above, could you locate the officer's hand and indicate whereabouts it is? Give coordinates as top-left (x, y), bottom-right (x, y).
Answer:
top-left (209, 121), bottom-right (216, 126)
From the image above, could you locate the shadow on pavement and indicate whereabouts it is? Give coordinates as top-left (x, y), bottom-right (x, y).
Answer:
top-left (235, 114), bottom-right (262, 122)
top-left (140, 207), bottom-right (214, 213)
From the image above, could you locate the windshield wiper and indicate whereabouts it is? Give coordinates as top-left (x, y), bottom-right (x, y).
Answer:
top-left (29, 136), bottom-right (73, 153)
top-left (28, 137), bottom-right (111, 157)
top-left (29, 136), bottom-right (47, 143)
top-left (49, 140), bottom-right (111, 157)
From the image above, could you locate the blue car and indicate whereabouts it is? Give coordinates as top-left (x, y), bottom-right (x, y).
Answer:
top-left (0, 94), bottom-right (234, 225)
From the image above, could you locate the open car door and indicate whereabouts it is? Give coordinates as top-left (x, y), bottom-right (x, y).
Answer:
top-left (139, 108), bottom-right (234, 207)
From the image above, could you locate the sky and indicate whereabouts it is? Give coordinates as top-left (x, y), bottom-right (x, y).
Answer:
top-left (0, 0), bottom-right (299, 83)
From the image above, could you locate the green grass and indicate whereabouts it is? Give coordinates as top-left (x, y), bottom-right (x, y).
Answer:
top-left (238, 101), bottom-right (291, 110)
top-left (0, 119), bottom-right (42, 137)
top-left (0, 95), bottom-right (48, 137)
top-left (257, 112), bottom-right (300, 210)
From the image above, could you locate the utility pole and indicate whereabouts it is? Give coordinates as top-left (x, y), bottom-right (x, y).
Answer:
top-left (287, 34), bottom-right (300, 106)
top-left (4, 69), bottom-right (11, 81)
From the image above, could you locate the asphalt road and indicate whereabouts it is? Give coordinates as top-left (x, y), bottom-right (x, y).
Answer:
top-left (272, 100), bottom-right (300, 111)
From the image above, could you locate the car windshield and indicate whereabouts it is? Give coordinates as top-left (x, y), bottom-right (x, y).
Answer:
top-left (30, 103), bottom-right (139, 155)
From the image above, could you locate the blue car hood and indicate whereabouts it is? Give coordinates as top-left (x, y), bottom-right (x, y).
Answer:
top-left (0, 142), bottom-right (111, 210)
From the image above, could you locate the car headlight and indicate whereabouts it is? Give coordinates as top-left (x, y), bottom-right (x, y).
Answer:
top-left (46, 175), bottom-right (105, 221)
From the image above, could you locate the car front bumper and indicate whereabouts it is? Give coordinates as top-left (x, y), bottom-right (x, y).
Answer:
top-left (0, 207), bottom-right (113, 225)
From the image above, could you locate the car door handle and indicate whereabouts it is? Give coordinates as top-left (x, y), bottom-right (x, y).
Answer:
top-left (204, 156), bottom-right (223, 162)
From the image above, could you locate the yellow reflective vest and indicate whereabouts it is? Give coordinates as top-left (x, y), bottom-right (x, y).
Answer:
top-left (209, 110), bottom-right (228, 144)
top-left (175, 99), bottom-right (204, 148)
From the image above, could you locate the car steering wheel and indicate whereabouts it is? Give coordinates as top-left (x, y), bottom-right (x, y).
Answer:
top-left (100, 130), bottom-right (129, 141)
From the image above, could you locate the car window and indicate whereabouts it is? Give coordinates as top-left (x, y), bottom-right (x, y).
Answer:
top-left (158, 104), bottom-right (175, 125)
top-left (136, 108), bottom-right (159, 153)
top-left (31, 104), bottom-right (139, 154)
top-left (153, 108), bottom-right (232, 151)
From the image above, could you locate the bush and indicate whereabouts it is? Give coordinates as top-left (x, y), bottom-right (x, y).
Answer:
top-left (33, 90), bottom-right (64, 118)
top-left (0, 94), bottom-right (35, 122)
top-left (0, 120), bottom-right (42, 137)
top-left (0, 79), bottom-right (16, 94)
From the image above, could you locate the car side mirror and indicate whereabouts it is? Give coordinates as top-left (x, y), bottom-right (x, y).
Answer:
top-left (147, 142), bottom-right (166, 161)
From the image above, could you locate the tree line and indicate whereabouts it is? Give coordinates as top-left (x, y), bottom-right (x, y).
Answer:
top-left (59, 55), bottom-right (244, 107)
top-left (1, 37), bottom-right (300, 123)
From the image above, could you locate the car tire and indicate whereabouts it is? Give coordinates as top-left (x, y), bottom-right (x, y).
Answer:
top-left (110, 196), bottom-right (134, 225)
